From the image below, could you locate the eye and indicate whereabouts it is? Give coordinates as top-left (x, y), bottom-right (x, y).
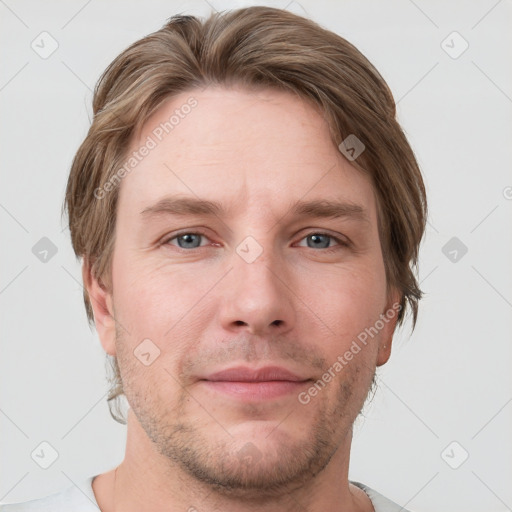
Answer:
top-left (165, 232), bottom-right (209, 249)
top-left (296, 232), bottom-right (348, 251)
top-left (162, 231), bottom-right (349, 252)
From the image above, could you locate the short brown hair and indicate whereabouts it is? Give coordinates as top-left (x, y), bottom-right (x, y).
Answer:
top-left (64, 6), bottom-right (427, 424)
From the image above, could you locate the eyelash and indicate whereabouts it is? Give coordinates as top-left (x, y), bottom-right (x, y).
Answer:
top-left (161, 231), bottom-right (349, 253)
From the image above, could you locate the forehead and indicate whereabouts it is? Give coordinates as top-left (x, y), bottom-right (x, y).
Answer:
top-left (118, 85), bottom-right (377, 221)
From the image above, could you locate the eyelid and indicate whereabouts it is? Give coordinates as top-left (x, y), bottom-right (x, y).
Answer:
top-left (161, 229), bottom-right (350, 250)
top-left (295, 231), bottom-right (350, 248)
top-left (161, 229), bottom-right (212, 247)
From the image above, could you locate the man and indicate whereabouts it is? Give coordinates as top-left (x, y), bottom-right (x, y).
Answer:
top-left (2, 5), bottom-right (426, 511)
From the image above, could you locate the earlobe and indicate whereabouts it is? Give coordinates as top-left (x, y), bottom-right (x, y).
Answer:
top-left (376, 291), bottom-right (402, 367)
top-left (376, 342), bottom-right (392, 367)
top-left (82, 260), bottom-right (116, 356)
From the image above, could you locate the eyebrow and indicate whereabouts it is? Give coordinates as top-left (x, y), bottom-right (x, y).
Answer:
top-left (140, 196), bottom-right (370, 223)
top-left (140, 196), bottom-right (223, 218)
top-left (290, 198), bottom-right (369, 223)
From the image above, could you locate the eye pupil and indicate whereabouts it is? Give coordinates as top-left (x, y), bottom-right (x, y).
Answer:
top-left (178, 233), bottom-right (201, 248)
top-left (308, 234), bottom-right (330, 249)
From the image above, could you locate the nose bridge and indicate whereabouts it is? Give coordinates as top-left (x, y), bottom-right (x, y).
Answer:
top-left (235, 236), bottom-right (280, 294)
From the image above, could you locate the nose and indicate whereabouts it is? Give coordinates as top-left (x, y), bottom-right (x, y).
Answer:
top-left (217, 245), bottom-right (296, 337)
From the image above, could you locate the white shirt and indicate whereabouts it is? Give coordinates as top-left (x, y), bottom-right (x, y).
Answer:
top-left (0, 476), bottom-right (412, 512)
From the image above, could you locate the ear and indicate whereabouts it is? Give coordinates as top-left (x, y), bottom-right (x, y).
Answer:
top-left (376, 289), bottom-right (402, 367)
top-left (82, 259), bottom-right (116, 356)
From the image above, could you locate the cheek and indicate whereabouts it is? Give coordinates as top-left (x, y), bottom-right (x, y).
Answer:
top-left (309, 263), bottom-right (387, 368)
top-left (317, 264), bottom-right (386, 329)
top-left (111, 251), bottom-right (210, 346)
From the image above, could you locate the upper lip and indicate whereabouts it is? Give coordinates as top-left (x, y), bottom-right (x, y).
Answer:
top-left (202, 366), bottom-right (310, 382)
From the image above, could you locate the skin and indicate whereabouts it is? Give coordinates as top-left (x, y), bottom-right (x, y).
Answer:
top-left (84, 85), bottom-right (401, 512)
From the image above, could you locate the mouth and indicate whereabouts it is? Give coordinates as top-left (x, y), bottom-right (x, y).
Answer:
top-left (198, 366), bottom-right (312, 401)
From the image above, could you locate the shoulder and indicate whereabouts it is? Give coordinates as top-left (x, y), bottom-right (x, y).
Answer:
top-left (0, 477), bottom-right (99, 512)
top-left (350, 480), bottom-right (413, 512)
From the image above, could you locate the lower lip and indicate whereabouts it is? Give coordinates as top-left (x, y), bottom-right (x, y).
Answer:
top-left (201, 380), bottom-right (310, 400)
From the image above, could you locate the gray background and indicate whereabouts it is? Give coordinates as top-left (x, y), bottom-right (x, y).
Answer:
top-left (1, 0), bottom-right (511, 510)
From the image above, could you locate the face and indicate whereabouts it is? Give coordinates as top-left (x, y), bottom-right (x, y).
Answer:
top-left (89, 85), bottom-right (400, 498)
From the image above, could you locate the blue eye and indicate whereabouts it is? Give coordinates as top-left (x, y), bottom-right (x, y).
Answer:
top-left (297, 233), bottom-right (347, 251)
top-left (163, 231), bottom-right (348, 252)
top-left (167, 232), bottom-right (206, 249)
top-left (305, 234), bottom-right (334, 249)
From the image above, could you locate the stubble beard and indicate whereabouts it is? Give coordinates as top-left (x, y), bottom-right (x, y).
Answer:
top-left (115, 328), bottom-right (376, 501)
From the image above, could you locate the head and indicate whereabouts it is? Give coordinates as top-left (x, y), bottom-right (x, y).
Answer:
top-left (64, 6), bottom-right (426, 497)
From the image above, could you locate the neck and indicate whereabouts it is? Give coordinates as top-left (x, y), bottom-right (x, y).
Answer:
top-left (93, 408), bottom-right (373, 512)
